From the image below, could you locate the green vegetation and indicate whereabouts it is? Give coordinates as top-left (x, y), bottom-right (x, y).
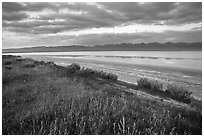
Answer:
top-left (2, 55), bottom-right (202, 135)
top-left (78, 67), bottom-right (118, 81)
top-left (137, 78), bottom-right (163, 92)
top-left (166, 85), bottom-right (192, 104)
top-left (136, 78), bottom-right (192, 104)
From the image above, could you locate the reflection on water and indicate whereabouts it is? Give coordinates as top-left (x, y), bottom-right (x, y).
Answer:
top-left (5, 51), bottom-right (202, 70)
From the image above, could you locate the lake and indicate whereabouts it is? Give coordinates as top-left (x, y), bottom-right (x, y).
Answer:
top-left (4, 51), bottom-right (202, 100)
top-left (5, 51), bottom-right (202, 70)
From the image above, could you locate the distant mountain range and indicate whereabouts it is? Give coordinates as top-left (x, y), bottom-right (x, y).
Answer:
top-left (2, 42), bottom-right (202, 53)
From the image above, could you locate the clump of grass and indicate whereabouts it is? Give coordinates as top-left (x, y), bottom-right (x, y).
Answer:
top-left (165, 85), bottom-right (192, 104)
top-left (78, 66), bottom-right (118, 81)
top-left (23, 62), bottom-right (35, 68)
top-left (64, 63), bottom-right (117, 81)
top-left (33, 60), bottom-right (46, 65)
top-left (3, 61), bottom-right (12, 65)
top-left (16, 57), bottom-right (23, 61)
top-left (2, 67), bottom-right (25, 85)
top-left (137, 78), bottom-right (163, 92)
top-left (66, 63), bottom-right (81, 75)
top-left (137, 77), bottom-right (193, 104)
top-left (45, 61), bottom-right (56, 67)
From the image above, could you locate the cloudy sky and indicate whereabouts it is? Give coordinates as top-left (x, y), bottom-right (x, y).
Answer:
top-left (2, 2), bottom-right (202, 49)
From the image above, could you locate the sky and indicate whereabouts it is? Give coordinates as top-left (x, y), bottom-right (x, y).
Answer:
top-left (2, 2), bottom-right (202, 49)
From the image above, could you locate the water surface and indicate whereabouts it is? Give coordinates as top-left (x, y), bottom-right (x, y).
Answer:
top-left (6, 51), bottom-right (202, 70)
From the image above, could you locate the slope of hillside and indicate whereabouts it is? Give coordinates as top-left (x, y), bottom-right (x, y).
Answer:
top-left (2, 55), bottom-right (202, 135)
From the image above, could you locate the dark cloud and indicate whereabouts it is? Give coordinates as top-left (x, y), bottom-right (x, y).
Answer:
top-left (2, 2), bottom-right (28, 22)
top-left (2, 11), bottom-right (28, 21)
top-left (3, 18), bottom-right (115, 35)
top-left (2, 2), bottom-right (202, 32)
top-left (2, 2), bottom-right (123, 34)
top-left (157, 3), bottom-right (202, 24)
top-left (2, 2), bottom-right (202, 48)
top-left (2, 2), bottom-right (26, 13)
top-left (100, 2), bottom-right (202, 24)
top-left (2, 2), bottom-right (57, 13)
top-left (100, 2), bottom-right (176, 22)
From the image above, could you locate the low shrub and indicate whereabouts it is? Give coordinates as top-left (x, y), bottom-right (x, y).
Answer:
top-left (137, 77), bottom-right (192, 104)
top-left (5, 65), bottom-right (12, 69)
top-left (33, 60), bottom-right (46, 66)
top-left (165, 85), bottom-right (192, 104)
top-left (137, 78), bottom-right (163, 92)
top-left (46, 61), bottom-right (55, 65)
top-left (3, 61), bottom-right (12, 65)
top-left (2, 55), bottom-right (16, 59)
top-left (106, 73), bottom-right (118, 81)
top-left (78, 67), bottom-right (118, 81)
top-left (16, 57), bottom-right (23, 61)
top-left (23, 62), bottom-right (35, 68)
top-left (66, 63), bottom-right (81, 75)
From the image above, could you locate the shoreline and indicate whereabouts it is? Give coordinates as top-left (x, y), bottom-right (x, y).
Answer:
top-left (19, 54), bottom-right (202, 73)
top-left (12, 55), bottom-right (201, 100)
top-left (16, 55), bottom-right (202, 100)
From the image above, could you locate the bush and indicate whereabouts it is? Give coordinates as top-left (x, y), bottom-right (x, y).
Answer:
top-left (106, 73), bottom-right (118, 81)
top-left (3, 61), bottom-right (12, 65)
top-left (165, 85), bottom-right (192, 104)
top-left (46, 61), bottom-right (55, 65)
top-left (100, 72), bottom-right (118, 81)
top-left (67, 63), bottom-right (81, 75)
top-left (5, 65), bottom-right (12, 70)
top-left (137, 78), bottom-right (192, 104)
top-left (16, 57), bottom-right (23, 61)
top-left (23, 62), bottom-right (35, 68)
top-left (33, 60), bottom-right (46, 66)
top-left (137, 78), bottom-right (163, 92)
top-left (2, 55), bottom-right (15, 59)
top-left (78, 67), bottom-right (118, 81)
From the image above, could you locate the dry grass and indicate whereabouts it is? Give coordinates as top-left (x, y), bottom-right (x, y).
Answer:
top-left (2, 55), bottom-right (202, 135)
top-left (166, 85), bottom-right (192, 104)
top-left (137, 78), bottom-right (193, 104)
top-left (137, 78), bottom-right (163, 91)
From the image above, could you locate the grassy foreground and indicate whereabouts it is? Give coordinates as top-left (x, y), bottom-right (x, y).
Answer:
top-left (2, 55), bottom-right (202, 135)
